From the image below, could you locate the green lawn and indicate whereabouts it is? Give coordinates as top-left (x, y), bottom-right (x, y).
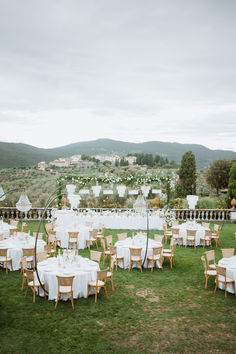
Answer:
top-left (0, 222), bottom-right (236, 353)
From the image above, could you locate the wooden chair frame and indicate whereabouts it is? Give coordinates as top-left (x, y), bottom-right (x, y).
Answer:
top-left (129, 248), bottom-right (142, 272)
top-left (110, 246), bottom-right (124, 270)
top-left (87, 269), bottom-right (108, 303)
top-left (214, 265), bottom-right (236, 297)
top-left (221, 248), bottom-right (234, 258)
top-left (68, 232), bottom-right (79, 249)
top-left (186, 229), bottom-right (197, 248)
top-left (0, 248), bottom-right (13, 274)
top-left (25, 269), bottom-right (46, 303)
top-left (147, 247), bottom-right (163, 272)
top-left (201, 256), bottom-right (216, 288)
top-left (55, 276), bottom-right (75, 309)
top-left (205, 250), bottom-right (216, 270)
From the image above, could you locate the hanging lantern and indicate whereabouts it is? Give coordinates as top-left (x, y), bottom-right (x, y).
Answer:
top-left (117, 185), bottom-right (126, 197)
top-left (133, 194), bottom-right (147, 213)
top-left (0, 185), bottom-right (6, 201)
top-left (91, 185), bottom-right (101, 197)
top-left (16, 192), bottom-right (32, 212)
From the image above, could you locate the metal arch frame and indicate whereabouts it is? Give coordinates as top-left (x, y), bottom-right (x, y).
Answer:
top-left (34, 187), bottom-right (67, 294)
top-left (0, 187), bottom-right (26, 201)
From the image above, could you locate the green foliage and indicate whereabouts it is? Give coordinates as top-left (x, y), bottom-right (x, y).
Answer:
top-left (227, 161), bottom-right (236, 206)
top-left (119, 157), bottom-right (128, 166)
top-left (205, 159), bottom-right (232, 195)
top-left (176, 151), bottom-right (196, 198)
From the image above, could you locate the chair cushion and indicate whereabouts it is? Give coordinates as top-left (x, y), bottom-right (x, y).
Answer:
top-left (187, 236), bottom-right (195, 240)
top-left (148, 255), bottom-right (161, 261)
top-left (69, 238), bottom-right (77, 242)
top-left (209, 264), bottom-right (216, 270)
top-left (26, 256), bottom-right (34, 262)
top-left (59, 286), bottom-right (72, 293)
top-left (206, 270), bottom-right (217, 276)
top-left (107, 271), bottom-right (112, 277)
top-left (0, 256), bottom-right (12, 261)
top-left (218, 275), bottom-right (234, 283)
top-left (162, 249), bottom-right (171, 253)
top-left (162, 252), bottom-right (172, 257)
top-left (28, 280), bottom-right (45, 287)
top-left (131, 256), bottom-right (141, 261)
top-left (88, 280), bottom-right (105, 287)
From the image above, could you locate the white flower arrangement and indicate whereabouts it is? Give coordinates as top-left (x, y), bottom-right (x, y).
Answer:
top-left (160, 207), bottom-right (176, 226)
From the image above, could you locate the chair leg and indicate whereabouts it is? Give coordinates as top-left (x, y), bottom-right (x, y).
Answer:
top-left (95, 287), bottom-right (98, 303)
top-left (55, 295), bottom-right (60, 309)
top-left (71, 292), bottom-right (74, 309)
top-left (33, 288), bottom-right (36, 303)
top-left (87, 285), bottom-right (90, 298)
top-left (111, 277), bottom-right (114, 291)
top-left (5, 260), bottom-right (8, 274)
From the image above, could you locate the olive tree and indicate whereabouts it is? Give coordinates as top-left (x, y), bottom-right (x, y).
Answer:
top-left (205, 159), bottom-right (232, 195)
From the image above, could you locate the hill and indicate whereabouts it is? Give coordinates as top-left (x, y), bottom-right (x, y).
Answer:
top-left (0, 139), bottom-right (235, 169)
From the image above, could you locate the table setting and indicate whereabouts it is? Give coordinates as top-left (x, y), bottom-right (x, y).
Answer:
top-left (114, 233), bottom-right (162, 269)
top-left (174, 221), bottom-right (210, 246)
top-left (37, 251), bottom-right (100, 300)
top-left (0, 232), bottom-right (46, 270)
top-left (218, 255), bottom-right (236, 294)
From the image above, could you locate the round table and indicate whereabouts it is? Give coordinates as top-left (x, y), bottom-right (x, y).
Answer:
top-left (218, 255), bottom-right (236, 294)
top-left (37, 255), bottom-right (100, 300)
top-left (0, 234), bottom-right (45, 271)
top-left (115, 234), bottom-right (162, 269)
top-left (55, 224), bottom-right (91, 249)
top-left (174, 221), bottom-right (209, 246)
top-left (0, 221), bottom-right (17, 238)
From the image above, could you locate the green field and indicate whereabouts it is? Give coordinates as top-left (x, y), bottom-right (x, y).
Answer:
top-left (0, 222), bottom-right (236, 353)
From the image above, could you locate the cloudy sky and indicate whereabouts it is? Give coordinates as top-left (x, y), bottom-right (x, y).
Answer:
top-left (0, 0), bottom-right (235, 151)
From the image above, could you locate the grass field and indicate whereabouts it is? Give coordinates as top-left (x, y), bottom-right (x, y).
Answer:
top-left (0, 222), bottom-right (236, 353)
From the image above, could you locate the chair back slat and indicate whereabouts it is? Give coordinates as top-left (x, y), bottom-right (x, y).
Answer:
top-left (90, 250), bottom-right (102, 263)
top-left (56, 275), bottom-right (74, 287)
top-left (97, 269), bottom-right (107, 282)
top-left (117, 233), bottom-right (127, 241)
top-left (25, 269), bottom-right (34, 281)
top-left (109, 246), bottom-right (117, 256)
top-left (215, 265), bottom-right (226, 277)
top-left (0, 248), bottom-right (8, 257)
top-left (36, 251), bottom-right (48, 263)
top-left (129, 247), bottom-right (142, 257)
top-left (152, 247), bottom-right (162, 256)
top-left (106, 235), bottom-right (113, 247)
top-left (186, 229), bottom-right (197, 237)
top-left (171, 228), bottom-right (179, 236)
top-left (154, 234), bottom-right (164, 243)
top-left (22, 248), bottom-right (35, 257)
top-left (221, 248), bottom-right (234, 258)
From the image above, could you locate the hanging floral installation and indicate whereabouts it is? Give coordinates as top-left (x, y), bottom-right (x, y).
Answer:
top-left (56, 172), bottom-right (177, 209)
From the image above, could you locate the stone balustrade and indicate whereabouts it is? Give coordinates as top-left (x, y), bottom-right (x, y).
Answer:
top-left (0, 206), bottom-right (234, 222)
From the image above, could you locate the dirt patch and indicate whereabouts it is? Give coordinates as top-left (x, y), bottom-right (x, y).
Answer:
top-left (125, 284), bottom-right (135, 289)
top-left (136, 288), bottom-right (160, 303)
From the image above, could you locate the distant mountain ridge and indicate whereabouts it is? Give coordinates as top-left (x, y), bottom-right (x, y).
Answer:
top-left (0, 139), bottom-right (235, 169)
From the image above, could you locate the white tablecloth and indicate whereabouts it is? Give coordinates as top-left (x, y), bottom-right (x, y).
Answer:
top-left (174, 221), bottom-right (209, 246)
top-left (0, 222), bottom-right (17, 237)
top-left (0, 235), bottom-right (46, 271)
top-left (37, 255), bottom-right (100, 300)
top-left (55, 210), bottom-right (164, 230)
top-left (54, 224), bottom-right (91, 249)
top-left (114, 234), bottom-right (162, 269)
top-left (218, 256), bottom-right (236, 294)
